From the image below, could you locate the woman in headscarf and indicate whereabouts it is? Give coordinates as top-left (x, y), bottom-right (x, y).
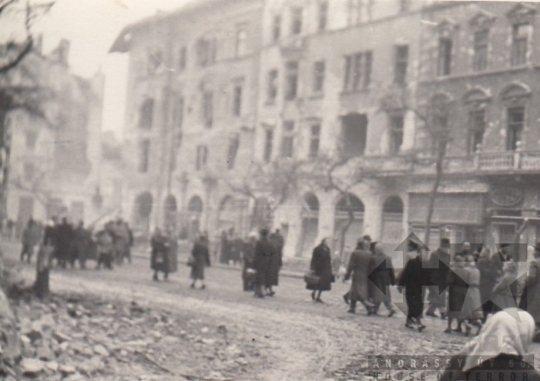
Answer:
top-left (307, 238), bottom-right (333, 303)
top-left (460, 255), bottom-right (484, 336)
top-left (493, 261), bottom-right (518, 312)
top-left (445, 256), bottom-right (468, 334)
top-left (440, 309), bottom-right (540, 381)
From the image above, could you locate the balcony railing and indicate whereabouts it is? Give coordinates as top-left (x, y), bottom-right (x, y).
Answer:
top-left (354, 149), bottom-right (540, 178)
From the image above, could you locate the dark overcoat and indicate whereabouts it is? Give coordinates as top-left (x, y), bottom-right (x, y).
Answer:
top-left (398, 256), bottom-right (426, 320)
top-left (345, 248), bottom-right (372, 302)
top-left (190, 241), bottom-right (210, 280)
top-left (55, 223), bottom-right (73, 261)
top-left (477, 257), bottom-right (499, 311)
top-left (446, 265), bottom-right (469, 319)
top-left (150, 235), bottom-right (169, 272)
top-left (492, 272), bottom-right (518, 312)
top-left (253, 237), bottom-right (274, 286)
top-left (268, 234), bottom-right (284, 287)
top-left (369, 252), bottom-right (396, 304)
top-left (306, 243), bottom-right (333, 291)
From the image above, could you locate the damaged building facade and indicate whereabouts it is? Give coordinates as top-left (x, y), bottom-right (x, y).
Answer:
top-left (113, 0), bottom-right (540, 261)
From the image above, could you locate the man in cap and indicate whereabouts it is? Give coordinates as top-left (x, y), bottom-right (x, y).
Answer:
top-left (425, 238), bottom-right (451, 319)
top-left (343, 236), bottom-right (375, 314)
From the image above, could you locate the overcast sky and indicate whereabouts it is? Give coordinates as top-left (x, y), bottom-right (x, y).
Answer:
top-left (38, 0), bottom-right (194, 139)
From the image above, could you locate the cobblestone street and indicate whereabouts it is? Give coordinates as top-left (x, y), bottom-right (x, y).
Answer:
top-left (2, 242), bottom-right (516, 381)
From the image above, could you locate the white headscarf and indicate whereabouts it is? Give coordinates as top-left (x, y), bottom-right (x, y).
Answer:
top-left (462, 308), bottom-right (535, 372)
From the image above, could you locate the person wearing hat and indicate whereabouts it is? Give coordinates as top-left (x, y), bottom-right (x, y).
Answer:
top-left (477, 246), bottom-right (498, 322)
top-left (343, 237), bottom-right (375, 314)
top-left (425, 238), bottom-right (451, 319)
top-left (398, 240), bottom-right (428, 331)
top-left (343, 235), bottom-right (371, 306)
top-left (253, 228), bottom-right (274, 298)
top-left (519, 241), bottom-right (540, 331)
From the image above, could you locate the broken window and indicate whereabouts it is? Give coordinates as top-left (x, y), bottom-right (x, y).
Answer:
top-left (281, 121), bottom-right (295, 158)
top-left (473, 29), bottom-right (489, 72)
top-left (318, 1), bottom-right (328, 31)
top-left (233, 84), bottom-right (243, 116)
top-left (285, 61), bottom-right (299, 100)
top-left (309, 123), bottom-right (321, 158)
top-left (202, 91), bottom-right (213, 128)
top-left (272, 15), bottom-right (281, 42)
top-left (313, 61), bottom-right (325, 93)
top-left (264, 129), bottom-right (273, 162)
top-left (138, 139), bottom-right (150, 173)
top-left (468, 109), bottom-right (485, 154)
top-left (139, 99), bottom-right (154, 129)
top-left (291, 7), bottom-right (303, 35)
top-left (389, 115), bottom-right (404, 155)
top-left (394, 45), bottom-right (409, 85)
top-left (227, 134), bottom-right (240, 169)
top-left (437, 38), bottom-right (452, 76)
top-left (236, 28), bottom-right (248, 57)
top-left (341, 114), bottom-right (367, 156)
top-left (511, 23), bottom-right (530, 66)
top-left (267, 69), bottom-right (278, 102)
top-left (343, 51), bottom-right (372, 92)
top-left (507, 106), bottom-right (524, 151)
top-left (196, 145), bottom-right (208, 170)
top-left (179, 46), bottom-right (187, 70)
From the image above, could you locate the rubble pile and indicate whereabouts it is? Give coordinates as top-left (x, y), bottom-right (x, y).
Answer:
top-left (0, 293), bottom-right (262, 381)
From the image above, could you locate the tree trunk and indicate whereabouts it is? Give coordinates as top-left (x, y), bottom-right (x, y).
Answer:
top-left (0, 111), bottom-right (10, 223)
top-left (338, 209), bottom-right (355, 262)
top-left (424, 150), bottom-right (444, 249)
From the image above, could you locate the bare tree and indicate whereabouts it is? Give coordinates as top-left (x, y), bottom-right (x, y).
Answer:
top-left (223, 158), bottom-right (306, 231)
top-left (0, 0), bottom-right (55, 221)
top-left (379, 86), bottom-right (454, 246)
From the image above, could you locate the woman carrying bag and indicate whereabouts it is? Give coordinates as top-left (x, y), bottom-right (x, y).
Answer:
top-left (306, 238), bottom-right (333, 303)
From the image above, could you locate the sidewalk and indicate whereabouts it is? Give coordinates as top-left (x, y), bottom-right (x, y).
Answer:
top-left (0, 240), bottom-right (306, 280)
top-left (132, 247), bottom-right (306, 280)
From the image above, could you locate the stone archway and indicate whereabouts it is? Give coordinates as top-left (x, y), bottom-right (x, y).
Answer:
top-left (381, 195), bottom-right (404, 247)
top-left (134, 191), bottom-right (153, 231)
top-left (298, 192), bottom-right (320, 257)
top-left (187, 195), bottom-right (203, 240)
top-left (163, 194), bottom-right (177, 232)
top-left (334, 193), bottom-right (364, 259)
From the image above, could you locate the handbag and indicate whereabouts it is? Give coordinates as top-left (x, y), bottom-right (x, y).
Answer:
top-left (304, 270), bottom-right (321, 286)
top-left (245, 268), bottom-right (257, 282)
top-left (187, 256), bottom-right (196, 267)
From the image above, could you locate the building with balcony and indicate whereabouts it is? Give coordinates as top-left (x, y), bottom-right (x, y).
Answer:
top-left (111, 0), bottom-right (264, 239)
top-left (409, 2), bottom-right (540, 251)
top-left (255, 0), bottom-right (425, 259)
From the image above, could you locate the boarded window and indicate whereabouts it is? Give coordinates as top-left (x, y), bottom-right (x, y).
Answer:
top-left (394, 45), bottom-right (409, 85)
top-left (473, 30), bottom-right (489, 71)
top-left (437, 38), bottom-right (452, 76)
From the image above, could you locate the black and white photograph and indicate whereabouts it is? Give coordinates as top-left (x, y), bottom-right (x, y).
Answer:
top-left (3, 0), bottom-right (540, 380)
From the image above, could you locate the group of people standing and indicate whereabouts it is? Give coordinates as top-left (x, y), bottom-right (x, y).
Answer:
top-left (221, 228), bottom-right (283, 298)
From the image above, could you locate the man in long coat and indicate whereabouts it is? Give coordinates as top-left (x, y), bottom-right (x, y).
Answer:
top-left (190, 236), bottom-right (210, 289)
top-left (267, 229), bottom-right (284, 296)
top-left (253, 228), bottom-right (274, 298)
top-left (477, 247), bottom-right (499, 322)
top-left (344, 238), bottom-right (375, 314)
top-left (398, 240), bottom-right (429, 331)
top-left (425, 238), bottom-right (451, 318)
top-left (369, 243), bottom-right (396, 317)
